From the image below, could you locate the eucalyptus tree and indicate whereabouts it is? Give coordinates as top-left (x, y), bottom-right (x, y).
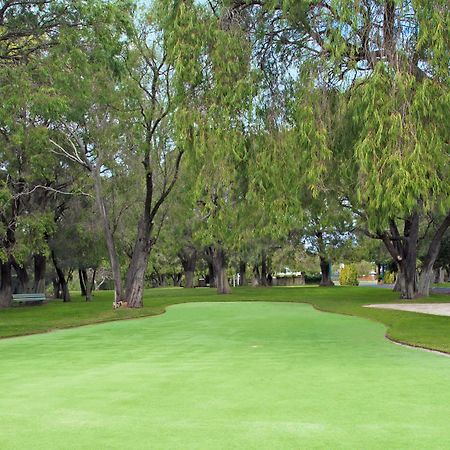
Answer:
top-left (244, 0), bottom-right (450, 299)
top-left (296, 204), bottom-right (355, 287)
top-left (52, 196), bottom-right (106, 301)
top-left (0, 1), bottom-right (132, 307)
top-left (155, 0), bottom-right (262, 293)
top-left (120, 22), bottom-right (185, 306)
top-left (46, 0), bottom-right (136, 303)
top-left (153, 161), bottom-right (202, 288)
top-left (0, 48), bottom-right (84, 306)
top-left (50, 4), bottom-right (186, 307)
top-left (174, 1), bottom-right (448, 299)
top-left (0, 0), bottom-right (81, 65)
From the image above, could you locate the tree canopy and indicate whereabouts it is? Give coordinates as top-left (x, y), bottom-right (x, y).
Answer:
top-left (0, 0), bottom-right (448, 306)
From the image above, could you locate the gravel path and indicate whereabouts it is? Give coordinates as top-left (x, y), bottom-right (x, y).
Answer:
top-left (364, 303), bottom-right (450, 317)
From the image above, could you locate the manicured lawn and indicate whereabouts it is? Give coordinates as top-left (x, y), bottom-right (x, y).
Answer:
top-left (1, 286), bottom-right (450, 353)
top-left (1, 301), bottom-right (449, 449)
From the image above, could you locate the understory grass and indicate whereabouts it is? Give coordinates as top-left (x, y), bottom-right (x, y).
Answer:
top-left (1, 286), bottom-right (449, 353)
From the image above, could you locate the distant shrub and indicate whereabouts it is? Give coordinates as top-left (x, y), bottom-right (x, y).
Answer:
top-left (384, 271), bottom-right (396, 284)
top-left (304, 273), bottom-right (322, 284)
top-left (339, 265), bottom-right (359, 286)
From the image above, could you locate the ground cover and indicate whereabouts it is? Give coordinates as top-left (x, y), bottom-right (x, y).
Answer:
top-left (1, 301), bottom-right (449, 449)
top-left (1, 286), bottom-right (449, 353)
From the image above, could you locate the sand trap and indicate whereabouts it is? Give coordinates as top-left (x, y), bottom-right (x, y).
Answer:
top-left (365, 303), bottom-right (450, 317)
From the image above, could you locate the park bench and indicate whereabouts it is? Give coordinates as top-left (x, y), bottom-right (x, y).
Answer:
top-left (12, 293), bottom-right (46, 305)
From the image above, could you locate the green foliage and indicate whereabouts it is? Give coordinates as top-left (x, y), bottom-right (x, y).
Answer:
top-left (355, 261), bottom-right (375, 277)
top-left (345, 66), bottom-right (450, 227)
top-left (304, 273), bottom-right (322, 284)
top-left (339, 264), bottom-right (359, 286)
top-left (384, 271), bottom-right (396, 285)
top-left (1, 0), bottom-right (448, 303)
top-left (14, 213), bottom-right (56, 264)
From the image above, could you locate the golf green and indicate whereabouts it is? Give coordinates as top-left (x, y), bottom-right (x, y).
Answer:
top-left (1, 302), bottom-right (449, 449)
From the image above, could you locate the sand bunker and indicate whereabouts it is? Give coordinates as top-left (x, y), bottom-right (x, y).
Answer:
top-left (364, 303), bottom-right (450, 317)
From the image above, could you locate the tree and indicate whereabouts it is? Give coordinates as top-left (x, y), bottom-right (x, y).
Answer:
top-left (155, 163), bottom-right (202, 288)
top-left (51, 197), bottom-right (106, 301)
top-left (249, 0), bottom-right (450, 299)
top-left (0, 48), bottom-right (78, 306)
top-left (0, 0), bottom-right (81, 65)
top-left (0, 0), bottom-right (127, 307)
top-left (157, 0), bottom-right (261, 294)
top-left (121, 21), bottom-right (184, 306)
top-left (434, 233), bottom-right (450, 282)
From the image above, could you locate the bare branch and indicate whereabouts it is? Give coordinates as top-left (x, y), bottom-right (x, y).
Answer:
top-left (49, 138), bottom-right (92, 171)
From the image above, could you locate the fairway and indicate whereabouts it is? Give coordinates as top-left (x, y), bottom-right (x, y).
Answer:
top-left (1, 302), bottom-right (449, 449)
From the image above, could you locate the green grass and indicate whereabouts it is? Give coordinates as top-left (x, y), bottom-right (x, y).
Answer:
top-left (434, 282), bottom-right (450, 288)
top-left (1, 286), bottom-right (450, 353)
top-left (1, 301), bottom-right (449, 449)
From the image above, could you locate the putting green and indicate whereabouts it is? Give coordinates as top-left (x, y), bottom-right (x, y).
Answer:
top-left (1, 302), bottom-right (449, 449)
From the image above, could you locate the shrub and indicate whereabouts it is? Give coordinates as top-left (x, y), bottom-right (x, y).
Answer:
top-left (339, 264), bottom-right (359, 286)
top-left (304, 273), bottom-right (322, 284)
top-left (384, 271), bottom-right (396, 284)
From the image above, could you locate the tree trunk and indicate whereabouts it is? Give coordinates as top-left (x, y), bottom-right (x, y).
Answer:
top-left (319, 255), bottom-right (334, 287)
top-left (87, 269), bottom-right (95, 300)
top-left (180, 247), bottom-right (197, 288)
top-left (11, 258), bottom-right (29, 293)
top-left (125, 248), bottom-right (150, 307)
top-left (57, 272), bottom-right (70, 302)
top-left (395, 213), bottom-right (419, 299)
top-left (79, 269), bottom-right (87, 297)
top-left (416, 211), bottom-right (450, 297)
top-left (396, 259), bottom-right (416, 299)
top-left (376, 263), bottom-right (382, 283)
top-left (79, 268), bottom-right (93, 301)
top-left (0, 259), bottom-right (13, 308)
top-left (417, 265), bottom-right (434, 297)
top-left (184, 270), bottom-right (195, 289)
top-left (204, 247), bottom-right (216, 288)
top-left (317, 232), bottom-right (334, 287)
top-left (208, 262), bottom-right (215, 287)
top-left (124, 141), bottom-right (182, 306)
top-left (125, 218), bottom-right (153, 307)
top-left (93, 170), bottom-right (123, 302)
top-left (239, 260), bottom-right (246, 286)
top-left (380, 213), bottom-right (419, 299)
top-left (171, 273), bottom-right (182, 287)
top-left (52, 278), bottom-right (61, 298)
top-left (33, 254), bottom-right (46, 293)
top-left (252, 264), bottom-right (260, 286)
top-left (211, 246), bottom-right (231, 294)
top-left (125, 143), bottom-right (182, 305)
top-left (51, 251), bottom-right (70, 302)
top-left (260, 251), bottom-right (268, 286)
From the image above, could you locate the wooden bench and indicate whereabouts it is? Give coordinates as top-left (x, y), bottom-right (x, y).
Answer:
top-left (12, 293), bottom-right (46, 305)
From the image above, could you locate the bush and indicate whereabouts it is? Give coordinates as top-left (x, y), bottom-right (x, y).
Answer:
top-left (304, 273), bottom-right (322, 284)
top-left (383, 271), bottom-right (396, 284)
top-left (339, 265), bottom-right (359, 286)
